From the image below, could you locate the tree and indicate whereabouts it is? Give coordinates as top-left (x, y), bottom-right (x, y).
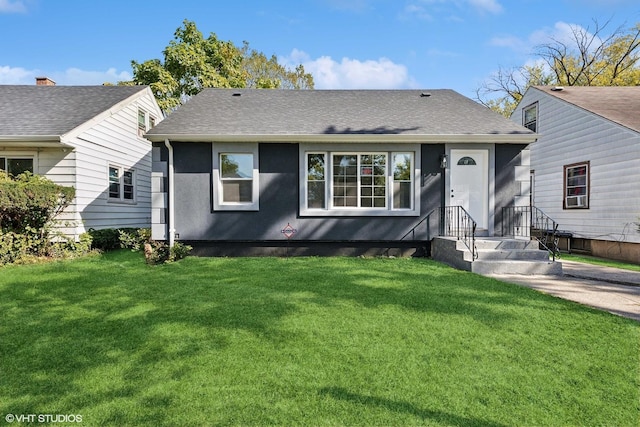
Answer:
top-left (241, 44), bottom-right (313, 90)
top-left (126, 20), bottom-right (313, 112)
top-left (476, 20), bottom-right (640, 117)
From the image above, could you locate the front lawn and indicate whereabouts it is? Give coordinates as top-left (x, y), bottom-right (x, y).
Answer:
top-left (1, 251), bottom-right (638, 426)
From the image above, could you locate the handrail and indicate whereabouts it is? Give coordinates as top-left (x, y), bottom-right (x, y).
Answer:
top-left (440, 206), bottom-right (478, 261)
top-left (401, 206), bottom-right (477, 261)
top-left (501, 206), bottom-right (560, 261)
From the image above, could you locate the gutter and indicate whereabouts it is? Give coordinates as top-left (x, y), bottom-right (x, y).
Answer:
top-left (164, 139), bottom-right (175, 247)
top-left (147, 133), bottom-right (538, 144)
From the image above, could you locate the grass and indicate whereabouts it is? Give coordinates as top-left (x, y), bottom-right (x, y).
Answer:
top-left (1, 251), bottom-right (639, 426)
top-left (560, 253), bottom-right (640, 272)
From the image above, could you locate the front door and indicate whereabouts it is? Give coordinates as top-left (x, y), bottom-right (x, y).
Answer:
top-left (449, 149), bottom-right (488, 229)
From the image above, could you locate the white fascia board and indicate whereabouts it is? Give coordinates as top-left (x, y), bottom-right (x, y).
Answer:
top-left (147, 133), bottom-right (538, 144)
top-left (0, 136), bottom-right (73, 148)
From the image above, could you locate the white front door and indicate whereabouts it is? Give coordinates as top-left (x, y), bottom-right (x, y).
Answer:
top-left (449, 149), bottom-right (489, 229)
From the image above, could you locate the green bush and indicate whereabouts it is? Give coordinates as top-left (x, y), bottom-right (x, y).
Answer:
top-left (143, 241), bottom-right (192, 265)
top-left (87, 228), bottom-right (123, 251)
top-left (0, 171), bottom-right (74, 237)
top-left (0, 171), bottom-right (75, 264)
top-left (119, 228), bottom-right (151, 251)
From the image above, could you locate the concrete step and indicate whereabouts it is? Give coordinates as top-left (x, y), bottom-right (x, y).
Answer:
top-left (472, 248), bottom-right (550, 262)
top-left (473, 238), bottom-right (539, 250)
top-left (472, 259), bottom-right (563, 276)
top-left (432, 236), bottom-right (562, 276)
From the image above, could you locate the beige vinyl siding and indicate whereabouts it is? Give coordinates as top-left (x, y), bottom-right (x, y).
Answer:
top-left (514, 89), bottom-right (640, 244)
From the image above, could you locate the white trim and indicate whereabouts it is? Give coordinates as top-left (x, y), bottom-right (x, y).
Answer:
top-left (106, 163), bottom-right (137, 204)
top-left (299, 143), bottom-right (420, 217)
top-left (212, 142), bottom-right (259, 211)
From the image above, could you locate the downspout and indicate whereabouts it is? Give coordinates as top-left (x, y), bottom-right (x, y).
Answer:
top-left (164, 139), bottom-right (175, 247)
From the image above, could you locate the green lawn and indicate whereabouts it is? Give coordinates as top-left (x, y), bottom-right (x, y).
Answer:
top-left (561, 253), bottom-right (640, 272)
top-left (1, 251), bottom-right (638, 426)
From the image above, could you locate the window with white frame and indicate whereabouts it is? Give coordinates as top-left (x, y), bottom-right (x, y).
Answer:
top-left (0, 157), bottom-right (34, 176)
top-left (213, 143), bottom-right (259, 211)
top-left (302, 147), bottom-right (417, 215)
top-left (137, 108), bottom-right (156, 137)
top-left (109, 165), bottom-right (135, 202)
top-left (564, 161), bottom-right (589, 209)
top-left (523, 103), bottom-right (538, 132)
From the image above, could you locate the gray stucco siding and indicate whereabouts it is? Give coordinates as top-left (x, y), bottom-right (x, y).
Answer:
top-left (166, 142), bottom-right (445, 242)
top-left (494, 144), bottom-right (528, 232)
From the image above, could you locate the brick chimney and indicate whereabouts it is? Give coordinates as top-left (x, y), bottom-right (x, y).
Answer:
top-left (35, 77), bottom-right (56, 86)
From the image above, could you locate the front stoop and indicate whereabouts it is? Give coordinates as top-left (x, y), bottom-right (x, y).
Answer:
top-left (431, 237), bottom-right (562, 275)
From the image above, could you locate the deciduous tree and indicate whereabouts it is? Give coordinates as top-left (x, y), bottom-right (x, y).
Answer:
top-left (126, 20), bottom-right (313, 112)
top-left (476, 20), bottom-right (640, 117)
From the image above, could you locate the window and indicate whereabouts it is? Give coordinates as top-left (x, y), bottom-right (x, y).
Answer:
top-left (213, 143), bottom-right (259, 211)
top-left (137, 108), bottom-right (156, 137)
top-left (523, 103), bottom-right (538, 132)
top-left (109, 165), bottom-right (135, 202)
top-left (138, 109), bottom-right (146, 137)
top-left (564, 162), bottom-right (589, 209)
top-left (221, 153), bottom-right (253, 203)
top-left (302, 147), bottom-right (417, 215)
top-left (0, 157), bottom-right (34, 176)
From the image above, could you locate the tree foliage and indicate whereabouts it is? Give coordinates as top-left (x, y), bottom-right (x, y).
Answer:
top-left (127, 20), bottom-right (313, 112)
top-left (476, 20), bottom-right (640, 117)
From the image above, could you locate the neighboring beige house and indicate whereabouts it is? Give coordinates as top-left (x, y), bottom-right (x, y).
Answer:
top-left (512, 86), bottom-right (640, 263)
top-left (0, 78), bottom-right (163, 238)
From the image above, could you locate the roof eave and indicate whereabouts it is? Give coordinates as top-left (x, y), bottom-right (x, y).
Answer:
top-left (0, 135), bottom-right (73, 148)
top-left (147, 133), bottom-right (537, 144)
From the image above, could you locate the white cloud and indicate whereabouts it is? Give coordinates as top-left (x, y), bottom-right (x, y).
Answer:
top-left (61, 67), bottom-right (132, 85)
top-left (468, 0), bottom-right (503, 14)
top-left (0, 65), bottom-right (132, 85)
top-left (490, 21), bottom-right (595, 54)
top-left (0, 65), bottom-right (32, 83)
top-left (0, 0), bottom-right (26, 13)
top-left (284, 50), bottom-right (416, 89)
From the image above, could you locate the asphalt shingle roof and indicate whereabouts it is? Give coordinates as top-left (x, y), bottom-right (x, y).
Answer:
top-left (147, 89), bottom-right (534, 140)
top-left (0, 85), bottom-right (148, 137)
top-left (533, 86), bottom-right (640, 133)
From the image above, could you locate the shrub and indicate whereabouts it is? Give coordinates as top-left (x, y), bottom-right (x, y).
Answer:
top-left (87, 228), bottom-right (122, 251)
top-left (143, 241), bottom-right (192, 265)
top-left (0, 171), bottom-right (75, 264)
top-left (0, 171), bottom-right (74, 237)
top-left (119, 228), bottom-right (151, 251)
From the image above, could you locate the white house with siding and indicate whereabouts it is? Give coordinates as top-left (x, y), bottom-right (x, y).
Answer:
top-left (0, 79), bottom-right (163, 238)
top-left (512, 86), bottom-right (640, 263)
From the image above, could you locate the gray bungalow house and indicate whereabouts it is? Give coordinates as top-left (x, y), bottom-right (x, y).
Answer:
top-left (146, 89), bottom-right (537, 256)
top-left (512, 86), bottom-right (640, 263)
top-left (0, 80), bottom-right (163, 238)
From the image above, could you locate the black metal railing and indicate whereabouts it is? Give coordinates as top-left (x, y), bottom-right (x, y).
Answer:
top-left (501, 206), bottom-right (560, 261)
top-left (401, 206), bottom-right (477, 260)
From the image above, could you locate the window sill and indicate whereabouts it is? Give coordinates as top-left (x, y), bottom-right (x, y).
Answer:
top-left (300, 208), bottom-right (419, 217)
top-left (108, 198), bottom-right (138, 206)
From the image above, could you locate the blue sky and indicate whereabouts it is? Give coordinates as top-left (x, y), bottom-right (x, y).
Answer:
top-left (1, 0), bottom-right (639, 99)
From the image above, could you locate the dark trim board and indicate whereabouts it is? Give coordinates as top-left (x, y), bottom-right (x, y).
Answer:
top-left (183, 240), bottom-right (431, 258)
